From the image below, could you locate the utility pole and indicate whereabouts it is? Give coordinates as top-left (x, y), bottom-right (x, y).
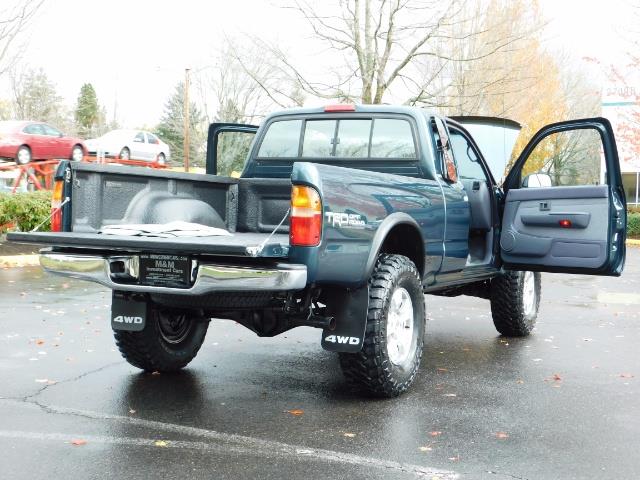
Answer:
top-left (183, 68), bottom-right (190, 172)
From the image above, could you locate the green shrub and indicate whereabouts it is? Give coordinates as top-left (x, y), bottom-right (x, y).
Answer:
top-left (0, 191), bottom-right (52, 233)
top-left (628, 212), bottom-right (640, 239)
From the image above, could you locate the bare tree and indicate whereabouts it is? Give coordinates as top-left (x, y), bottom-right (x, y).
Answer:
top-left (0, 0), bottom-right (45, 76)
top-left (255, 0), bottom-right (541, 106)
top-left (197, 36), bottom-right (304, 126)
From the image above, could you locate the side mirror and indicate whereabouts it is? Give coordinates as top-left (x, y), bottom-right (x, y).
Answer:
top-left (522, 173), bottom-right (553, 188)
top-left (58, 133), bottom-right (64, 138)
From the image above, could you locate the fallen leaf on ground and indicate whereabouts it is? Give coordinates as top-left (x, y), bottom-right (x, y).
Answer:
top-left (343, 433), bottom-right (356, 438)
top-left (35, 378), bottom-right (48, 383)
top-left (448, 455), bottom-right (460, 461)
top-left (419, 446), bottom-right (433, 452)
top-left (151, 371), bottom-right (161, 375)
top-left (443, 393), bottom-right (457, 397)
top-left (71, 439), bottom-right (87, 446)
top-left (36, 339), bottom-right (45, 345)
top-left (516, 379), bottom-right (524, 384)
top-left (285, 409), bottom-right (304, 416)
top-left (430, 431), bottom-right (442, 437)
top-left (495, 432), bottom-right (509, 439)
top-left (620, 373), bottom-right (634, 378)
top-left (129, 409), bottom-right (136, 414)
top-left (436, 368), bottom-right (448, 373)
top-left (154, 440), bottom-right (168, 447)
top-left (552, 373), bottom-right (562, 381)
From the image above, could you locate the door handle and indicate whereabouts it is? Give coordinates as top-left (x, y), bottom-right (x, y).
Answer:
top-left (472, 181), bottom-right (480, 191)
top-left (539, 202), bottom-right (550, 211)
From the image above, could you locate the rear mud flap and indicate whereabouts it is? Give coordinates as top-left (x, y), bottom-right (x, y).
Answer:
top-left (111, 291), bottom-right (147, 332)
top-left (321, 286), bottom-right (368, 353)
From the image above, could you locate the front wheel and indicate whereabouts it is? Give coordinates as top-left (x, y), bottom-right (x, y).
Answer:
top-left (119, 147), bottom-right (130, 161)
top-left (490, 271), bottom-right (541, 336)
top-left (157, 153), bottom-right (166, 165)
top-left (113, 307), bottom-right (209, 372)
top-left (339, 254), bottom-right (425, 397)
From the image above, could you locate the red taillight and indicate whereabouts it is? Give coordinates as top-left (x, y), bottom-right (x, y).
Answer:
top-left (323, 104), bottom-right (356, 112)
top-left (290, 185), bottom-right (322, 246)
top-left (51, 180), bottom-right (64, 232)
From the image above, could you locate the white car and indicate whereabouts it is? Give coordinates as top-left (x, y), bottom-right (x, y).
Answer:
top-left (85, 130), bottom-right (170, 164)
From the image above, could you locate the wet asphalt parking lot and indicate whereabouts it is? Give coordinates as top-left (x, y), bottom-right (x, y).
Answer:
top-left (1, 250), bottom-right (639, 480)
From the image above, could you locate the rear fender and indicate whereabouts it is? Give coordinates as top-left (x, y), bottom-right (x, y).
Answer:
top-left (363, 213), bottom-right (424, 279)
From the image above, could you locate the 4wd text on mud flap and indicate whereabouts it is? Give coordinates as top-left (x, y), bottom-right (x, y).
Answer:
top-left (324, 335), bottom-right (360, 345)
top-left (113, 315), bottom-right (143, 324)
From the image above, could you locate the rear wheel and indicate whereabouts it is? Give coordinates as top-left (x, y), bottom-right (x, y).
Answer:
top-left (16, 145), bottom-right (31, 165)
top-left (490, 271), bottom-right (541, 336)
top-left (113, 307), bottom-right (209, 372)
top-left (339, 254), bottom-right (425, 397)
top-left (119, 147), bottom-right (130, 161)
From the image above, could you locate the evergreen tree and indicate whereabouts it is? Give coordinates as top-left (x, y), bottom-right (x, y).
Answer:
top-left (156, 82), bottom-right (205, 167)
top-left (75, 83), bottom-right (99, 137)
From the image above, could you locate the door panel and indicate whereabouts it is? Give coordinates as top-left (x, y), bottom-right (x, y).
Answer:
top-left (501, 118), bottom-right (626, 276)
top-left (501, 186), bottom-right (609, 268)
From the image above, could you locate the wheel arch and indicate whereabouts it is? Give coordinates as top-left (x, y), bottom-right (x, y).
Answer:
top-left (364, 213), bottom-right (425, 280)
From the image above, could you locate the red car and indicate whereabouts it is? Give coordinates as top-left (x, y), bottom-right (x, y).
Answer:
top-left (0, 121), bottom-right (86, 165)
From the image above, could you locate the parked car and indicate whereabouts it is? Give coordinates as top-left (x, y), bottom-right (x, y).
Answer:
top-left (0, 121), bottom-right (86, 165)
top-left (84, 129), bottom-right (170, 164)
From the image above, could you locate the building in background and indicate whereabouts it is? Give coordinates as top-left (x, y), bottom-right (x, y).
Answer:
top-left (601, 74), bottom-right (640, 206)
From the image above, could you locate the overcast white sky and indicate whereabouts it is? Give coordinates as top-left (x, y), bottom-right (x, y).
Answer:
top-left (7, 0), bottom-right (637, 128)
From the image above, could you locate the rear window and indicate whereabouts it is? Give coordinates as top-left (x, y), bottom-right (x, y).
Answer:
top-left (257, 117), bottom-right (416, 159)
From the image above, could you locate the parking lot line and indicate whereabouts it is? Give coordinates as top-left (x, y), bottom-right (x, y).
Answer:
top-left (0, 400), bottom-right (457, 479)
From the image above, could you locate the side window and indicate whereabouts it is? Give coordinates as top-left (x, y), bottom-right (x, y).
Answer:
top-left (449, 129), bottom-right (488, 181)
top-left (257, 120), bottom-right (302, 157)
top-left (302, 120), bottom-right (336, 157)
top-left (370, 119), bottom-right (416, 158)
top-left (521, 129), bottom-right (602, 187)
top-left (134, 132), bottom-right (145, 143)
top-left (146, 133), bottom-right (159, 144)
top-left (23, 124), bottom-right (44, 135)
top-left (216, 131), bottom-right (255, 177)
top-left (42, 124), bottom-right (61, 136)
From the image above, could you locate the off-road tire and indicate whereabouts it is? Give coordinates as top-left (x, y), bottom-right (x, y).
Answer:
top-left (339, 254), bottom-right (425, 398)
top-left (113, 308), bottom-right (209, 372)
top-left (490, 271), bottom-right (541, 336)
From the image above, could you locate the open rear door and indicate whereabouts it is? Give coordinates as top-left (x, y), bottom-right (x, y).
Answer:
top-left (500, 118), bottom-right (626, 276)
top-left (206, 123), bottom-right (258, 176)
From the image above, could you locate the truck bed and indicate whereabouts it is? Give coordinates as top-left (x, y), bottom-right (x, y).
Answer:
top-left (8, 231), bottom-right (289, 258)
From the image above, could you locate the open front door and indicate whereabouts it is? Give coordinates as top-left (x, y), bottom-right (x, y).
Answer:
top-left (206, 123), bottom-right (258, 176)
top-left (500, 118), bottom-right (626, 276)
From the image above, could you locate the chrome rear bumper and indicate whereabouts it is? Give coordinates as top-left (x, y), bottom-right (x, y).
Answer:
top-left (39, 251), bottom-right (307, 294)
